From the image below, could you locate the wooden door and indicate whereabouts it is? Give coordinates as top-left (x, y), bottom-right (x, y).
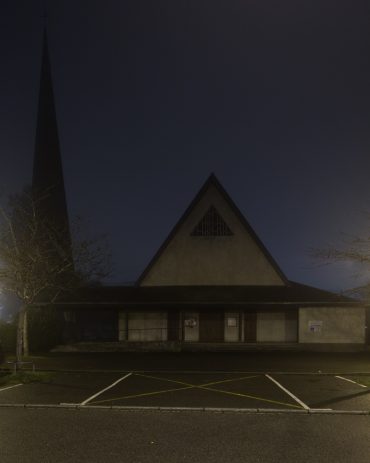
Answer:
top-left (167, 311), bottom-right (180, 341)
top-left (244, 312), bottom-right (257, 342)
top-left (199, 311), bottom-right (224, 342)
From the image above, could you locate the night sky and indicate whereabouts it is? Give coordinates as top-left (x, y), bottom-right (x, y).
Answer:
top-left (1, 0), bottom-right (370, 291)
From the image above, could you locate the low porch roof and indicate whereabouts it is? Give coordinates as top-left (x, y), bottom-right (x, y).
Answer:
top-left (54, 281), bottom-right (360, 309)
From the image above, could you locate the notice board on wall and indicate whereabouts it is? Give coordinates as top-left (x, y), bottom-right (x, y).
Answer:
top-left (309, 320), bottom-right (322, 333)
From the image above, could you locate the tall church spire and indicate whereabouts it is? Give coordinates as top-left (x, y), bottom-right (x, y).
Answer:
top-left (32, 29), bottom-right (71, 238)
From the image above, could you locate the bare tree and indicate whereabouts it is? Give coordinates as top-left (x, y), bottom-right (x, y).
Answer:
top-left (310, 231), bottom-right (370, 299)
top-left (0, 187), bottom-right (111, 364)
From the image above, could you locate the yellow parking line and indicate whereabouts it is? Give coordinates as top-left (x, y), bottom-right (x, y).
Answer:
top-left (202, 386), bottom-right (302, 409)
top-left (201, 375), bottom-right (260, 387)
top-left (91, 373), bottom-right (258, 405)
top-left (91, 385), bottom-right (193, 404)
top-left (135, 372), bottom-right (200, 387)
top-left (91, 373), bottom-right (301, 409)
top-left (135, 373), bottom-right (260, 389)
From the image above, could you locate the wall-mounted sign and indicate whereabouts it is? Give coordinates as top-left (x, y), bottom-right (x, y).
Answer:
top-left (184, 318), bottom-right (197, 328)
top-left (227, 317), bottom-right (238, 327)
top-left (309, 320), bottom-right (322, 333)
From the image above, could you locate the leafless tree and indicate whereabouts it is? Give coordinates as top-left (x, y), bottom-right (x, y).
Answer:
top-left (0, 187), bottom-right (111, 364)
top-left (310, 231), bottom-right (370, 299)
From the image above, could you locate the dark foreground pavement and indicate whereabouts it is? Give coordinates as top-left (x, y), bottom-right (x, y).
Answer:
top-left (1, 408), bottom-right (369, 463)
top-left (4, 351), bottom-right (370, 373)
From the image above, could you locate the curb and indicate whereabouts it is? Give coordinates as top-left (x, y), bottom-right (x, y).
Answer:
top-left (2, 367), bottom-right (370, 376)
top-left (0, 403), bottom-right (369, 415)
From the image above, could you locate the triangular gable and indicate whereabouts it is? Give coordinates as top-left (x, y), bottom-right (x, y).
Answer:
top-left (137, 174), bottom-right (288, 286)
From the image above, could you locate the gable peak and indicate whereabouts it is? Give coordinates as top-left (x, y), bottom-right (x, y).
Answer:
top-left (137, 174), bottom-right (288, 286)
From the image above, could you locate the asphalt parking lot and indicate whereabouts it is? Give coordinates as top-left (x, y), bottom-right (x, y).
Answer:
top-left (1, 369), bottom-right (370, 412)
top-left (2, 408), bottom-right (370, 463)
top-left (2, 354), bottom-right (370, 463)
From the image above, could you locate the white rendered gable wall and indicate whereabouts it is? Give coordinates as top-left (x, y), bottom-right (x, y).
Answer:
top-left (140, 184), bottom-right (285, 286)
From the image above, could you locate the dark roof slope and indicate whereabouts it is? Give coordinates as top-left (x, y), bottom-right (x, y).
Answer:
top-left (56, 281), bottom-right (358, 307)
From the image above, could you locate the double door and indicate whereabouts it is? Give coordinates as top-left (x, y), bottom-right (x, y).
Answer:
top-left (244, 312), bottom-right (257, 342)
top-left (199, 311), bottom-right (224, 342)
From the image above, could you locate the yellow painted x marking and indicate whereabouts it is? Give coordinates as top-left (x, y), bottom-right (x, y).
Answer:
top-left (92, 374), bottom-right (260, 404)
top-left (91, 373), bottom-right (301, 409)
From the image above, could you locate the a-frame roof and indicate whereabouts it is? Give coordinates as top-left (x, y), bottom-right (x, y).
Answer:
top-left (136, 173), bottom-right (289, 286)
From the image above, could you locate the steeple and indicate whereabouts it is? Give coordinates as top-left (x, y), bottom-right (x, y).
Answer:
top-left (32, 29), bottom-right (71, 238)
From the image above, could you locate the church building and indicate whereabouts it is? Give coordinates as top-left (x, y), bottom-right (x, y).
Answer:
top-left (32, 31), bottom-right (367, 351)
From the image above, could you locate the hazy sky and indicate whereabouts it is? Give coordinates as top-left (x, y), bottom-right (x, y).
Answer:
top-left (1, 0), bottom-right (370, 291)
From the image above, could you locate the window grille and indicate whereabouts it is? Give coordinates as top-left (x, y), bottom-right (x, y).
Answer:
top-left (191, 206), bottom-right (233, 236)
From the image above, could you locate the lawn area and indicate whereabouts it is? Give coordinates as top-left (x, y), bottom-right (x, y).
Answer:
top-left (0, 371), bottom-right (54, 387)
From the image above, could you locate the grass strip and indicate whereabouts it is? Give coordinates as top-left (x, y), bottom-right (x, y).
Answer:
top-left (0, 371), bottom-right (55, 387)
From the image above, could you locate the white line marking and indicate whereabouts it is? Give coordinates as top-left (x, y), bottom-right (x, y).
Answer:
top-left (80, 373), bottom-right (133, 406)
top-left (0, 383), bottom-right (23, 392)
top-left (335, 375), bottom-right (367, 388)
top-left (265, 374), bottom-right (310, 410)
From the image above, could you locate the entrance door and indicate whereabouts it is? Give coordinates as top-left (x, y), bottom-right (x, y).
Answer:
top-left (244, 312), bottom-right (257, 342)
top-left (199, 311), bottom-right (224, 342)
top-left (167, 311), bottom-right (180, 341)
